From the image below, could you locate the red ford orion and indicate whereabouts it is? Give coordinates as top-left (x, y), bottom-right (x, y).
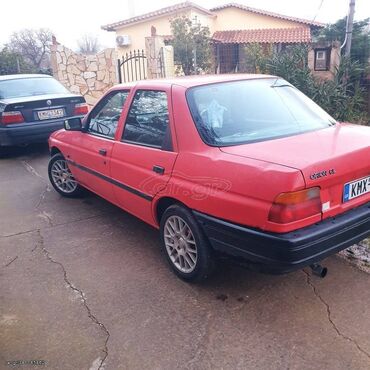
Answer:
top-left (48, 75), bottom-right (370, 282)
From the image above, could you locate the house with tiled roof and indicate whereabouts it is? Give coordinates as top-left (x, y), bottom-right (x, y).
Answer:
top-left (102, 1), bottom-right (325, 74)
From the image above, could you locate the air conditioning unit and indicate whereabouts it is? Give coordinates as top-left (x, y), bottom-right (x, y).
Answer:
top-left (116, 35), bottom-right (131, 46)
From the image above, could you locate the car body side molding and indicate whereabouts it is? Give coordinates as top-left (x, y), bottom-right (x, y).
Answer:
top-left (67, 159), bottom-right (153, 201)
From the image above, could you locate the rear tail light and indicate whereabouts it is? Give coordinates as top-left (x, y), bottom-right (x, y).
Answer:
top-left (268, 187), bottom-right (322, 224)
top-left (0, 111), bottom-right (24, 124)
top-left (73, 103), bottom-right (88, 116)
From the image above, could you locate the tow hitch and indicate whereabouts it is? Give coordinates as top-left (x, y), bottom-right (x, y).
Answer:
top-left (310, 263), bottom-right (328, 278)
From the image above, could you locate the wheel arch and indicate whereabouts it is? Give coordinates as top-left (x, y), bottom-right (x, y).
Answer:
top-left (154, 196), bottom-right (189, 225)
top-left (50, 146), bottom-right (62, 157)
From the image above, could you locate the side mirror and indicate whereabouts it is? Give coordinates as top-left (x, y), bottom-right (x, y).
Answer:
top-left (64, 117), bottom-right (82, 131)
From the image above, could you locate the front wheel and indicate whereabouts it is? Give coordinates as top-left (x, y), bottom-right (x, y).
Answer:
top-left (48, 153), bottom-right (82, 197)
top-left (0, 146), bottom-right (8, 158)
top-left (160, 204), bottom-right (215, 282)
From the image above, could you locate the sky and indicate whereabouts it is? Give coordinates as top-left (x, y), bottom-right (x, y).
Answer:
top-left (0, 0), bottom-right (369, 50)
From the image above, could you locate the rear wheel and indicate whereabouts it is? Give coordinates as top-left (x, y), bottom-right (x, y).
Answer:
top-left (160, 204), bottom-right (215, 282)
top-left (48, 153), bottom-right (82, 197)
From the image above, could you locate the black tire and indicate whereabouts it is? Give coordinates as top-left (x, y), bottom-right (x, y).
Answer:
top-left (48, 153), bottom-right (83, 198)
top-left (160, 204), bottom-right (215, 282)
top-left (0, 147), bottom-right (8, 158)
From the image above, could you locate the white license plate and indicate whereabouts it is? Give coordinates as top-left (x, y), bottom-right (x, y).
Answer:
top-left (37, 108), bottom-right (64, 120)
top-left (343, 175), bottom-right (370, 202)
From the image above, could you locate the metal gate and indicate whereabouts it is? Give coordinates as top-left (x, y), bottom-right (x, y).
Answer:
top-left (117, 49), bottom-right (164, 83)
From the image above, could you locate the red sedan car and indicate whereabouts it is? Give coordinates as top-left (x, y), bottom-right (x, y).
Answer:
top-left (48, 75), bottom-right (370, 282)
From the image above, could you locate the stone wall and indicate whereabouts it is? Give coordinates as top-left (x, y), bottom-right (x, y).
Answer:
top-left (50, 42), bottom-right (117, 106)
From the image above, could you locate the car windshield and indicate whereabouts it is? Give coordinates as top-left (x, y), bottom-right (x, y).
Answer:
top-left (186, 78), bottom-right (337, 146)
top-left (0, 77), bottom-right (69, 99)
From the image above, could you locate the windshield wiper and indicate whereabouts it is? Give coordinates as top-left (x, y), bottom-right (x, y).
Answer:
top-left (270, 78), bottom-right (292, 88)
top-left (271, 84), bottom-right (292, 88)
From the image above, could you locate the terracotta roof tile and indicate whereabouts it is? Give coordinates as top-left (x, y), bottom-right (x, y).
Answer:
top-left (160, 35), bottom-right (174, 42)
top-left (210, 3), bottom-right (325, 27)
top-left (212, 28), bottom-right (311, 44)
top-left (102, 2), bottom-right (325, 32)
top-left (101, 2), bottom-right (214, 31)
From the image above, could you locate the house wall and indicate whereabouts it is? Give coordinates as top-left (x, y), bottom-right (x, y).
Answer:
top-left (189, 9), bottom-right (215, 31)
top-left (116, 15), bottom-right (176, 53)
top-left (116, 9), bottom-right (213, 53)
top-left (211, 8), bottom-right (310, 31)
top-left (113, 7), bottom-right (309, 55)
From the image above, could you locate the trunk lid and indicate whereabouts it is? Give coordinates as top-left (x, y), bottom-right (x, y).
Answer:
top-left (1, 93), bottom-right (85, 123)
top-left (220, 124), bottom-right (370, 217)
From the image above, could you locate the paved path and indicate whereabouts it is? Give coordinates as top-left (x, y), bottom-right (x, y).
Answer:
top-left (1, 145), bottom-right (369, 370)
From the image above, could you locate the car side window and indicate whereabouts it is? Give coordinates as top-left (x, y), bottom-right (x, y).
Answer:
top-left (87, 90), bottom-right (129, 139)
top-left (122, 90), bottom-right (171, 149)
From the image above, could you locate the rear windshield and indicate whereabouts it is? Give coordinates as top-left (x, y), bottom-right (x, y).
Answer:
top-left (0, 77), bottom-right (69, 99)
top-left (186, 78), bottom-right (336, 146)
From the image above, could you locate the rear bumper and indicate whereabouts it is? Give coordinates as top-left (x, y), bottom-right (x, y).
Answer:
top-left (0, 120), bottom-right (65, 146)
top-left (193, 202), bottom-right (370, 274)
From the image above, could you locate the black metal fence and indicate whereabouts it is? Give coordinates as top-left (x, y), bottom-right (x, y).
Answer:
top-left (117, 49), bottom-right (165, 83)
top-left (117, 49), bottom-right (147, 83)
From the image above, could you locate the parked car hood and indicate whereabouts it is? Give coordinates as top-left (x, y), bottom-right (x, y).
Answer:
top-left (0, 93), bottom-right (82, 105)
top-left (219, 123), bottom-right (370, 188)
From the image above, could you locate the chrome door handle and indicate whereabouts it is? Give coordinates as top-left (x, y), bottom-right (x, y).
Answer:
top-left (99, 148), bottom-right (107, 156)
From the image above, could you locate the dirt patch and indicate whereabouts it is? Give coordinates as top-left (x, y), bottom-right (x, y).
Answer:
top-left (339, 238), bottom-right (370, 273)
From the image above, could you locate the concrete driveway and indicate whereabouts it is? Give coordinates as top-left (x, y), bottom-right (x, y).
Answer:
top-left (1, 144), bottom-right (370, 370)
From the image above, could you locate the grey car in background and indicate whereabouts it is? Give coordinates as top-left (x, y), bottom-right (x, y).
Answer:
top-left (0, 74), bottom-right (88, 154)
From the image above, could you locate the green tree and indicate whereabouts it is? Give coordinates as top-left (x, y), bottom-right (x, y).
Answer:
top-left (316, 17), bottom-right (370, 71)
top-left (0, 47), bottom-right (34, 75)
top-left (170, 16), bottom-right (212, 75)
top-left (244, 43), bottom-right (273, 73)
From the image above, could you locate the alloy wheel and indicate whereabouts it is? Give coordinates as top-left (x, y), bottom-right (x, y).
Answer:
top-left (164, 215), bottom-right (198, 273)
top-left (50, 159), bottom-right (78, 194)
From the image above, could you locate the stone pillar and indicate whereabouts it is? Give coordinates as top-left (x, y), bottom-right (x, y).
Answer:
top-left (308, 41), bottom-right (341, 81)
top-left (145, 35), bottom-right (165, 79)
top-left (50, 36), bottom-right (59, 80)
top-left (162, 45), bottom-right (175, 78)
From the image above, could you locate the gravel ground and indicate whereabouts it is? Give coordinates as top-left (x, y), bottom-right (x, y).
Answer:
top-left (339, 238), bottom-right (370, 274)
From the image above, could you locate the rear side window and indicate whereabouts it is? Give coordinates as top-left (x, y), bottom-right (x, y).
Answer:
top-left (88, 90), bottom-right (129, 138)
top-left (122, 90), bottom-right (171, 149)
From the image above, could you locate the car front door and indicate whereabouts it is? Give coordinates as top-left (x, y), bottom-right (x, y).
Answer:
top-left (67, 90), bottom-right (130, 202)
top-left (110, 88), bottom-right (178, 225)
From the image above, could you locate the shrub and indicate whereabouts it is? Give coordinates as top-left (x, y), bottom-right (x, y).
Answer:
top-left (0, 47), bottom-right (35, 75)
top-left (244, 44), bottom-right (368, 123)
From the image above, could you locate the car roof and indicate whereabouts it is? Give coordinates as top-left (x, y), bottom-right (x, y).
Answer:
top-left (0, 74), bottom-right (52, 81)
top-left (112, 74), bottom-right (277, 90)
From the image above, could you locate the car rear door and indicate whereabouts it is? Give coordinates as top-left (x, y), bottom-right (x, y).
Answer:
top-left (110, 87), bottom-right (178, 225)
top-left (67, 90), bottom-right (130, 202)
